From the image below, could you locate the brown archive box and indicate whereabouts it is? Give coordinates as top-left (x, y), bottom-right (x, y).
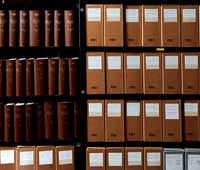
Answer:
top-left (125, 6), bottom-right (142, 46)
top-left (163, 53), bottom-right (181, 94)
top-left (0, 10), bottom-right (8, 47)
top-left (0, 147), bottom-right (16, 170)
top-left (87, 100), bottom-right (105, 142)
top-left (16, 146), bottom-right (36, 170)
top-left (36, 146), bottom-right (56, 170)
top-left (143, 100), bottom-right (162, 142)
top-left (106, 147), bottom-right (124, 170)
top-left (181, 5), bottom-right (199, 47)
top-left (86, 52), bottom-right (105, 94)
top-left (181, 53), bottom-right (199, 94)
top-left (0, 60), bottom-right (6, 97)
top-left (125, 147), bottom-right (143, 170)
top-left (9, 10), bottom-right (18, 47)
top-left (124, 53), bottom-right (143, 94)
top-left (86, 147), bottom-right (105, 170)
top-left (163, 100), bottom-right (182, 142)
top-left (126, 100), bottom-right (143, 141)
top-left (104, 5), bottom-right (123, 46)
top-left (184, 101), bottom-right (200, 141)
top-left (19, 10), bottom-right (28, 47)
top-left (144, 53), bottom-right (162, 94)
top-left (143, 5), bottom-right (161, 46)
top-left (105, 100), bottom-right (124, 142)
top-left (45, 10), bottom-right (54, 47)
top-left (106, 52), bottom-right (124, 94)
top-left (162, 5), bottom-right (181, 47)
top-left (144, 147), bottom-right (163, 170)
top-left (26, 58), bottom-right (34, 96)
top-left (86, 5), bottom-right (103, 46)
top-left (56, 146), bottom-right (74, 170)
top-left (0, 103), bottom-right (3, 141)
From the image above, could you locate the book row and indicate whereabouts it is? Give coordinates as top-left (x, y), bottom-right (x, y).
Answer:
top-left (86, 5), bottom-right (200, 47)
top-left (0, 145), bottom-right (74, 170)
top-left (0, 10), bottom-right (75, 47)
top-left (86, 147), bottom-right (199, 170)
top-left (87, 52), bottom-right (200, 95)
top-left (88, 99), bottom-right (200, 142)
top-left (0, 101), bottom-right (78, 143)
top-left (0, 57), bottom-right (79, 97)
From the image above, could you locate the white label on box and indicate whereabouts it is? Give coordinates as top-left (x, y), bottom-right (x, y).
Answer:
top-left (39, 151), bottom-right (53, 165)
top-left (107, 56), bottom-right (121, 70)
top-left (165, 104), bottom-right (179, 120)
top-left (145, 103), bottom-right (159, 117)
top-left (145, 9), bottom-right (158, 22)
top-left (89, 153), bottom-right (103, 167)
top-left (59, 150), bottom-right (72, 165)
top-left (0, 150), bottom-right (14, 164)
top-left (164, 9), bottom-right (178, 22)
top-left (107, 8), bottom-right (120, 22)
top-left (87, 8), bottom-right (101, 22)
top-left (128, 152), bottom-right (142, 166)
top-left (126, 9), bottom-right (139, 22)
top-left (166, 154), bottom-right (183, 170)
top-left (127, 102), bottom-right (140, 117)
top-left (183, 9), bottom-right (196, 22)
top-left (88, 103), bottom-right (103, 117)
top-left (88, 56), bottom-right (102, 70)
top-left (147, 152), bottom-right (161, 166)
top-left (184, 55), bottom-right (198, 69)
top-left (127, 55), bottom-right (140, 69)
top-left (145, 56), bottom-right (159, 69)
top-left (108, 153), bottom-right (122, 166)
top-left (184, 103), bottom-right (198, 116)
top-left (165, 55), bottom-right (179, 69)
top-left (188, 155), bottom-right (200, 170)
top-left (107, 103), bottom-right (121, 117)
top-left (20, 151), bottom-right (34, 166)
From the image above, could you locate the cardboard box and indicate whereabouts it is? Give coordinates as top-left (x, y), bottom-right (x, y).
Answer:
top-left (185, 148), bottom-right (200, 170)
top-left (0, 147), bottom-right (16, 170)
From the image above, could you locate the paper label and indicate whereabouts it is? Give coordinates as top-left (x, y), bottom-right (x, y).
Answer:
top-left (89, 153), bottom-right (103, 167)
top-left (184, 55), bottom-right (198, 69)
top-left (126, 9), bottom-right (139, 22)
top-left (188, 155), bottom-right (200, 170)
top-left (166, 154), bottom-right (183, 170)
top-left (88, 56), bottom-right (102, 70)
top-left (39, 151), bottom-right (53, 165)
top-left (107, 56), bottom-right (121, 70)
top-left (127, 102), bottom-right (140, 117)
top-left (128, 152), bottom-right (142, 166)
top-left (145, 56), bottom-right (159, 69)
top-left (107, 103), bottom-right (121, 117)
top-left (107, 8), bottom-right (120, 22)
top-left (147, 153), bottom-right (161, 166)
top-left (88, 103), bottom-right (103, 117)
top-left (20, 151), bottom-right (34, 166)
top-left (59, 150), bottom-right (72, 165)
top-left (164, 9), bottom-right (178, 22)
top-left (165, 104), bottom-right (179, 120)
top-left (145, 9), bottom-right (158, 22)
top-left (184, 103), bottom-right (198, 116)
top-left (87, 8), bottom-right (101, 22)
top-left (127, 55), bottom-right (140, 69)
top-left (108, 153), bottom-right (122, 166)
top-left (145, 103), bottom-right (160, 117)
top-left (183, 9), bottom-right (196, 22)
top-left (0, 150), bottom-right (14, 164)
top-left (165, 56), bottom-right (179, 69)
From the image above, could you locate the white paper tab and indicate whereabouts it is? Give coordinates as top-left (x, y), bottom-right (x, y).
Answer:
top-left (145, 56), bottom-right (159, 69)
top-left (20, 151), bottom-right (34, 166)
top-left (166, 154), bottom-right (183, 170)
top-left (147, 152), bottom-right (161, 166)
top-left (145, 103), bottom-right (159, 117)
top-left (145, 9), bottom-right (158, 22)
top-left (87, 8), bottom-right (101, 22)
top-left (165, 104), bottom-right (179, 120)
top-left (88, 56), bottom-right (102, 70)
top-left (0, 150), bottom-right (14, 164)
top-left (59, 150), bottom-right (72, 165)
top-left (88, 103), bottom-right (103, 117)
top-left (184, 103), bottom-right (198, 116)
top-left (107, 56), bottom-right (121, 70)
top-left (183, 9), bottom-right (196, 22)
top-left (127, 55), bottom-right (140, 69)
top-left (184, 55), bottom-right (198, 69)
top-left (128, 152), bottom-right (142, 166)
top-left (108, 153), bottom-right (122, 166)
top-left (165, 56), bottom-right (179, 69)
top-left (188, 154), bottom-right (200, 170)
top-left (89, 153), bottom-right (104, 167)
top-left (126, 9), bottom-right (139, 22)
top-left (107, 8), bottom-right (120, 22)
top-left (107, 103), bottom-right (121, 117)
top-left (39, 151), bottom-right (53, 165)
top-left (164, 9), bottom-right (178, 22)
top-left (127, 102), bottom-right (140, 117)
